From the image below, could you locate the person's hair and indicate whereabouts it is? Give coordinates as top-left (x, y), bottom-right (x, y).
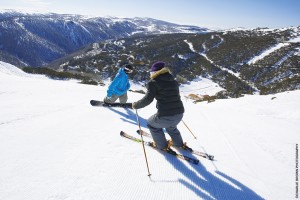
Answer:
top-left (124, 64), bottom-right (133, 73)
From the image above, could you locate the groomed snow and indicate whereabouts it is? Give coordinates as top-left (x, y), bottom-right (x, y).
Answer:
top-left (0, 61), bottom-right (299, 200)
top-left (248, 35), bottom-right (300, 65)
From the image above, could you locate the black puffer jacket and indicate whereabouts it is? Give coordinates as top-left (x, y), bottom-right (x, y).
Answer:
top-left (134, 68), bottom-right (184, 116)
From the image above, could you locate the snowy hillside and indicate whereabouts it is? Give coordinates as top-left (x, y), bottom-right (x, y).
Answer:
top-left (0, 10), bottom-right (209, 67)
top-left (0, 61), bottom-right (299, 200)
top-left (56, 27), bottom-right (300, 97)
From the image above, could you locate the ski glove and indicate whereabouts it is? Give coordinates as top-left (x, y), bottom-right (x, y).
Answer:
top-left (132, 102), bottom-right (137, 109)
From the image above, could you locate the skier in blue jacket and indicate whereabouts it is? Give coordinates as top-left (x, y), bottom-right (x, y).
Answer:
top-left (104, 64), bottom-right (133, 104)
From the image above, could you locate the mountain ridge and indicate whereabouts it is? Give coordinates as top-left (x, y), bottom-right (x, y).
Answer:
top-left (49, 27), bottom-right (299, 96)
top-left (0, 11), bottom-right (209, 67)
top-left (0, 11), bottom-right (299, 96)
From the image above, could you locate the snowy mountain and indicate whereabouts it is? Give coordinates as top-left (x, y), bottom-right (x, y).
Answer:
top-left (0, 10), bottom-right (209, 67)
top-left (51, 27), bottom-right (300, 96)
top-left (0, 61), bottom-right (299, 200)
top-left (0, 10), bottom-right (299, 97)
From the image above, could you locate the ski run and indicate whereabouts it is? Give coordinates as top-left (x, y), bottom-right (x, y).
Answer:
top-left (0, 61), bottom-right (299, 200)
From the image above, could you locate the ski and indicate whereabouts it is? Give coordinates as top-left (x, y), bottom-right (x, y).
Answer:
top-left (90, 100), bottom-right (132, 109)
top-left (137, 130), bottom-right (214, 161)
top-left (120, 131), bottom-right (199, 165)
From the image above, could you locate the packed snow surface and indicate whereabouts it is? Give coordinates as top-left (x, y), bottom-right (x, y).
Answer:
top-left (0, 61), bottom-right (299, 200)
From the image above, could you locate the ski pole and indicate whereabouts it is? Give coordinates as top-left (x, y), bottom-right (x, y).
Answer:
top-left (135, 109), bottom-right (151, 177)
top-left (181, 120), bottom-right (197, 139)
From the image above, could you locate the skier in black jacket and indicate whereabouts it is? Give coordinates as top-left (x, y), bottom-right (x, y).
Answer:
top-left (132, 61), bottom-right (185, 150)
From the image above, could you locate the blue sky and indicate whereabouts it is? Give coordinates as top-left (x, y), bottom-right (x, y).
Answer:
top-left (1, 0), bottom-right (299, 29)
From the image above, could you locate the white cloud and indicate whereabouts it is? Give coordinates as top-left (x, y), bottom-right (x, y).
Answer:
top-left (22, 0), bottom-right (49, 4)
top-left (0, 0), bottom-right (52, 13)
top-left (21, 0), bottom-right (51, 9)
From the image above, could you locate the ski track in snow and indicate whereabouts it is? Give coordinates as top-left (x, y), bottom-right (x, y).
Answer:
top-left (0, 62), bottom-right (299, 200)
top-left (248, 35), bottom-right (300, 66)
top-left (247, 43), bottom-right (290, 65)
top-left (184, 38), bottom-right (259, 91)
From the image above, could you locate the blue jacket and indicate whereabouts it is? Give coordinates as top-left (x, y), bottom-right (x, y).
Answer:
top-left (107, 68), bottom-right (130, 97)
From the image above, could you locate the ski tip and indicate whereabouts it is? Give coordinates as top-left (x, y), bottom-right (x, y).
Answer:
top-left (120, 131), bottom-right (125, 136)
top-left (205, 155), bottom-right (214, 160)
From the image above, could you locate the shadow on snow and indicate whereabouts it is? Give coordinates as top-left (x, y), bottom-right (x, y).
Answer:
top-left (108, 107), bottom-right (148, 128)
top-left (108, 108), bottom-right (263, 199)
top-left (160, 149), bottom-right (264, 200)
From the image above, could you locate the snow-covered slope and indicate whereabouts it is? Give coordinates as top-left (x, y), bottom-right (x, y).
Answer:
top-left (0, 62), bottom-right (299, 200)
